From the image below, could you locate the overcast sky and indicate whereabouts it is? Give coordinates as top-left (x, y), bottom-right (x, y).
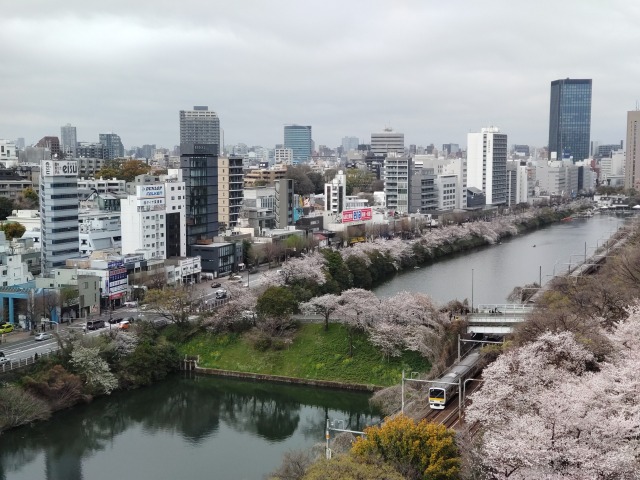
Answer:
top-left (2, 0), bottom-right (640, 151)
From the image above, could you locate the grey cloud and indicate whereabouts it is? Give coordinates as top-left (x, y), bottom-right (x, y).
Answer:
top-left (2, 0), bottom-right (640, 149)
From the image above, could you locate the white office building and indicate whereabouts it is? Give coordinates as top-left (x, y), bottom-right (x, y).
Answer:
top-left (600, 150), bottom-right (625, 187)
top-left (78, 177), bottom-right (126, 194)
top-left (274, 148), bottom-right (293, 165)
top-left (79, 210), bottom-right (122, 256)
top-left (40, 160), bottom-right (79, 273)
top-left (535, 160), bottom-right (580, 197)
top-left (384, 153), bottom-right (412, 213)
top-left (120, 173), bottom-right (186, 260)
top-left (413, 155), bottom-right (467, 209)
top-left (0, 140), bottom-right (19, 168)
top-left (371, 128), bottom-right (404, 156)
top-left (325, 170), bottom-right (347, 214)
top-left (467, 127), bottom-right (507, 206)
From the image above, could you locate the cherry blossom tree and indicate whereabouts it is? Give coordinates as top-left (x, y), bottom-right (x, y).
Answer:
top-left (69, 345), bottom-right (119, 395)
top-left (335, 288), bottom-right (381, 356)
top-left (370, 292), bottom-right (444, 360)
top-left (278, 252), bottom-right (327, 285)
top-left (299, 293), bottom-right (340, 331)
top-left (465, 320), bottom-right (640, 479)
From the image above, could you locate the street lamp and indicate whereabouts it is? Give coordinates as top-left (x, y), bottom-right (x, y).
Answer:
top-left (471, 268), bottom-right (474, 313)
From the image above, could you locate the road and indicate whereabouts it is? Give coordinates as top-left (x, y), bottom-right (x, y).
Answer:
top-left (0, 267), bottom-right (278, 366)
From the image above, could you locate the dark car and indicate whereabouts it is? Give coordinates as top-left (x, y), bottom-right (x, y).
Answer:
top-left (211, 282), bottom-right (222, 288)
top-left (108, 317), bottom-right (122, 325)
top-left (87, 320), bottom-right (106, 330)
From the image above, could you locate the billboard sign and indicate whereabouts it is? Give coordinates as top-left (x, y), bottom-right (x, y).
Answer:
top-left (137, 185), bottom-right (165, 199)
top-left (342, 208), bottom-right (372, 223)
top-left (43, 160), bottom-right (78, 177)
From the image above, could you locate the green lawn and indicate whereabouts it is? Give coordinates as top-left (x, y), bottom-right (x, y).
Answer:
top-left (178, 323), bottom-right (430, 387)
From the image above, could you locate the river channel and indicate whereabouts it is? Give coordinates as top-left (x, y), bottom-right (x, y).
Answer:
top-left (0, 214), bottom-right (627, 480)
top-left (374, 214), bottom-right (626, 305)
top-left (0, 375), bottom-right (380, 480)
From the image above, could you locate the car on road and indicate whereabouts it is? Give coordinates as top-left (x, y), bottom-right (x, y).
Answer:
top-left (118, 320), bottom-right (131, 330)
top-left (87, 319), bottom-right (106, 330)
top-left (108, 317), bottom-right (122, 324)
top-left (211, 282), bottom-right (221, 288)
top-left (0, 357), bottom-right (9, 365)
top-left (215, 289), bottom-right (227, 299)
top-left (0, 323), bottom-right (14, 334)
top-left (35, 332), bottom-right (53, 341)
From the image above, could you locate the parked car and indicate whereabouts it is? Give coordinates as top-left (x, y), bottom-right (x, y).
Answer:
top-left (0, 323), bottom-right (14, 334)
top-left (123, 301), bottom-right (137, 308)
top-left (35, 332), bottom-right (53, 341)
top-left (211, 282), bottom-right (222, 288)
top-left (215, 289), bottom-right (227, 299)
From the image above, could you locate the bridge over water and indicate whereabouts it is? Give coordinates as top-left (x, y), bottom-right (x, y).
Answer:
top-left (467, 304), bottom-right (534, 335)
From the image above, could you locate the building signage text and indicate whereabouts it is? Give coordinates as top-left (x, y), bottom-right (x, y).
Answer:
top-left (137, 185), bottom-right (165, 199)
top-left (43, 161), bottom-right (78, 177)
top-left (342, 208), bottom-right (372, 223)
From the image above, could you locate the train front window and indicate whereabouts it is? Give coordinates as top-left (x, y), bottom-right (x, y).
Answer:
top-left (430, 388), bottom-right (445, 399)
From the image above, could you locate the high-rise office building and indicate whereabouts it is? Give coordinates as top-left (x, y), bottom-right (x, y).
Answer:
top-left (99, 133), bottom-right (125, 160)
top-left (467, 127), bottom-right (507, 206)
top-left (60, 124), bottom-right (77, 158)
top-left (180, 106), bottom-right (220, 146)
top-left (625, 110), bottom-right (640, 190)
top-left (40, 159), bottom-right (79, 273)
top-left (180, 106), bottom-right (220, 252)
top-left (384, 153), bottom-right (412, 213)
top-left (325, 170), bottom-right (347, 214)
top-left (341, 136), bottom-right (359, 153)
top-left (275, 178), bottom-right (294, 228)
top-left (218, 156), bottom-right (244, 229)
top-left (284, 125), bottom-right (312, 163)
top-left (548, 78), bottom-right (592, 162)
top-left (371, 128), bottom-right (404, 156)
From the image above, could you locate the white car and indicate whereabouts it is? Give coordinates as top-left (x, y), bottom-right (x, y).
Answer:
top-left (35, 332), bottom-right (53, 341)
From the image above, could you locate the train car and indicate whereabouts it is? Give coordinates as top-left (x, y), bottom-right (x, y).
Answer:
top-left (428, 351), bottom-right (482, 409)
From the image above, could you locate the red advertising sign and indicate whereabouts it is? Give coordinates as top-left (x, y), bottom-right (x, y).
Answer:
top-left (342, 208), bottom-right (373, 223)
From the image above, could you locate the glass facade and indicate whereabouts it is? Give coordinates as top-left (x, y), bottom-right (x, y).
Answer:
top-left (548, 79), bottom-right (592, 162)
top-left (180, 143), bottom-right (219, 253)
top-left (284, 125), bottom-right (312, 163)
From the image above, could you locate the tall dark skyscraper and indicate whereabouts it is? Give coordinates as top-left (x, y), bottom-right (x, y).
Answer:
top-left (548, 78), bottom-right (592, 162)
top-left (284, 125), bottom-right (312, 163)
top-left (179, 106), bottom-right (220, 252)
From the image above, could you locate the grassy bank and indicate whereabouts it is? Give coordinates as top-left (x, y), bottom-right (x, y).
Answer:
top-left (178, 323), bottom-right (429, 387)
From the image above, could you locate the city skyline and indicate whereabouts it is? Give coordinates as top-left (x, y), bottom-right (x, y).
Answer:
top-left (2, 1), bottom-right (639, 150)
